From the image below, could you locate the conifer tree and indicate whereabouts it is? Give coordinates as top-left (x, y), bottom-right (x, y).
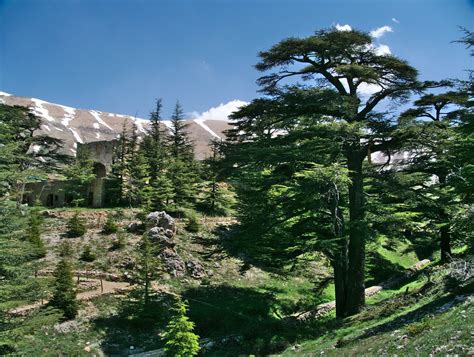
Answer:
top-left (224, 28), bottom-right (442, 317)
top-left (25, 208), bottom-right (46, 258)
top-left (107, 121), bottom-right (130, 205)
top-left (162, 300), bottom-right (200, 357)
top-left (50, 258), bottom-right (78, 320)
top-left (0, 104), bottom-right (69, 206)
top-left (199, 139), bottom-right (235, 215)
top-left (124, 122), bottom-right (149, 207)
top-left (63, 147), bottom-right (96, 207)
top-left (166, 101), bottom-right (198, 209)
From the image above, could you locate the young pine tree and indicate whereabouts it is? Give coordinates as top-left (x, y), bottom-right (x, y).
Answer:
top-left (50, 258), bottom-right (78, 319)
top-left (199, 139), bottom-right (235, 216)
top-left (66, 212), bottom-right (87, 238)
top-left (124, 122), bottom-right (149, 207)
top-left (63, 147), bottom-right (96, 207)
top-left (25, 209), bottom-right (46, 258)
top-left (162, 300), bottom-right (200, 357)
top-left (166, 101), bottom-right (199, 209)
top-left (140, 99), bottom-right (174, 211)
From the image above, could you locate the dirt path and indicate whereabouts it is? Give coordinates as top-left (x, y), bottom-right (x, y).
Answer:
top-left (10, 279), bottom-right (132, 316)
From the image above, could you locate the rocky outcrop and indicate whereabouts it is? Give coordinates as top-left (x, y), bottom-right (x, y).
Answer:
top-left (144, 211), bottom-right (206, 279)
top-left (146, 211), bottom-right (176, 234)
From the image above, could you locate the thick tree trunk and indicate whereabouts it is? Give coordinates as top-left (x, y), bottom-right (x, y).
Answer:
top-left (333, 244), bottom-right (348, 318)
top-left (438, 174), bottom-right (451, 262)
top-left (440, 224), bottom-right (452, 262)
top-left (345, 150), bottom-right (366, 316)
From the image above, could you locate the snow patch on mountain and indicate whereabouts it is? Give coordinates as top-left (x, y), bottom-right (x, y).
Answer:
top-left (194, 119), bottom-right (221, 139)
top-left (90, 110), bottom-right (113, 131)
top-left (0, 91), bottom-right (12, 96)
top-left (69, 128), bottom-right (83, 144)
top-left (32, 98), bottom-right (56, 122)
top-left (61, 106), bottom-right (76, 127)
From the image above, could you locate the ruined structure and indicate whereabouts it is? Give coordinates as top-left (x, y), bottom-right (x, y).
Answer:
top-left (23, 140), bottom-right (116, 208)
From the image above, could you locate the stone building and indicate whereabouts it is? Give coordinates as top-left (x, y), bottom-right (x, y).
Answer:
top-left (23, 140), bottom-right (116, 208)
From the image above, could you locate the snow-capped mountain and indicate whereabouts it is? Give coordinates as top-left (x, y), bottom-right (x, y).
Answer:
top-left (0, 91), bottom-right (232, 160)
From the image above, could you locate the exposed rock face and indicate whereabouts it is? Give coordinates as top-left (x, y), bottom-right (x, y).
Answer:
top-left (146, 211), bottom-right (176, 234)
top-left (126, 221), bottom-right (146, 234)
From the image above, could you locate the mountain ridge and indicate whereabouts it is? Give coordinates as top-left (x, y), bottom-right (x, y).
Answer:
top-left (0, 91), bottom-right (231, 160)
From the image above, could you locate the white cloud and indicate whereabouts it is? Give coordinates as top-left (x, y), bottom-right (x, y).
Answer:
top-left (374, 44), bottom-right (391, 56)
top-left (191, 100), bottom-right (248, 122)
top-left (391, 17), bottom-right (400, 24)
top-left (370, 25), bottom-right (393, 39)
top-left (335, 23), bottom-right (352, 32)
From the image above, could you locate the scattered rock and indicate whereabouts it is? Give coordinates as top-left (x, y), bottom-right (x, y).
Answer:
top-left (160, 248), bottom-right (185, 277)
top-left (186, 260), bottom-right (206, 279)
top-left (127, 221), bottom-right (145, 234)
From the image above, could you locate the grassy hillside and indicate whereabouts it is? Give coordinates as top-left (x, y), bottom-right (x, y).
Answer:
top-left (2, 208), bottom-right (472, 356)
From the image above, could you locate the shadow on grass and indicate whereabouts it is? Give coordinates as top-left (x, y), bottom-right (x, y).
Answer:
top-left (355, 293), bottom-right (464, 343)
top-left (182, 284), bottom-right (335, 355)
top-left (92, 292), bottom-right (175, 355)
top-left (366, 251), bottom-right (406, 286)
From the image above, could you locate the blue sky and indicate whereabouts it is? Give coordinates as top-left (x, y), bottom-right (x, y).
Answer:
top-left (0, 0), bottom-right (472, 119)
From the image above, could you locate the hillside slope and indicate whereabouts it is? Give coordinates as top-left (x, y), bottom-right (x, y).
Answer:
top-left (0, 91), bottom-right (230, 159)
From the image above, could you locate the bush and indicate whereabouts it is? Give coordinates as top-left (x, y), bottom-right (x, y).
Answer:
top-left (102, 214), bottom-right (118, 234)
top-left (59, 240), bottom-right (74, 258)
top-left (66, 212), bottom-right (86, 238)
top-left (110, 231), bottom-right (126, 250)
top-left (406, 319), bottom-right (430, 336)
top-left (80, 245), bottom-right (96, 262)
top-left (185, 210), bottom-right (201, 233)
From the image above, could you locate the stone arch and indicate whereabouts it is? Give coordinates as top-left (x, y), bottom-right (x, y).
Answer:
top-left (93, 162), bottom-right (107, 178)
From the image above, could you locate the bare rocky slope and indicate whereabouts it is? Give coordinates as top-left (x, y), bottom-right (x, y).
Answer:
top-left (0, 91), bottom-right (230, 160)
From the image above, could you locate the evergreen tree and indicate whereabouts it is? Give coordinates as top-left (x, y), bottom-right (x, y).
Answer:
top-left (166, 101), bottom-right (198, 210)
top-left (0, 104), bottom-right (69, 206)
top-left (25, 208), bottom-right (46, 258)
top-left (123, 122), bottom-right (149, 207)
top-left (169, 101), bottom-right (194, 161)
top-left (66, 212), bottom-right (87, 238)
top-left (107, 121), bottom-right (130, 206)
top-left (49, 258), bottom-right (78, 320)
top-left (395, 91), bottom-right (468, 261)
top-left (223, 28), bottom-right (441, 317)
top-left (140, 99), bottom-right (174, 211)
top-left (199, 139), bottom-right (235, 215)
top-left (162, 300), bottom-right (200, 357)
top-left (63, 147), bottom-right (96, 207)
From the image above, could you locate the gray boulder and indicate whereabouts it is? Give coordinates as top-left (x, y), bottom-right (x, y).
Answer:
top-left (160, 248), bottom-right (186, 277)
top-left (146, 211), bottom-right (176, 234)
top-left (186, 260), bottom-right (206, 279)
top-left (147, 227), bottom-right (175, 248)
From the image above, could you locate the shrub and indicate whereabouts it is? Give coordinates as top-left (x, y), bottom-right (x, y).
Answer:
top-left (185, 210), bottom-right (201, 233)
top-left (110, 231), bottom-right (126, 250)
top-left (59, 240), bottom-right (74, 258)
top-left (102, 214), bottom-right (118, 234)
top-left (162, 300), bottom-right (200, 357)
top-left (66, 212), bottom-right (86, 238)
top-left (406, 319), bottom-right (430, 336)
top-left (80, 245), bottom-right (96, 262)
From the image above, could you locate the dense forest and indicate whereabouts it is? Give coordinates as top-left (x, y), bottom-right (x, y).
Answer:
top-left (0, 27), bottom-right (472, 356)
